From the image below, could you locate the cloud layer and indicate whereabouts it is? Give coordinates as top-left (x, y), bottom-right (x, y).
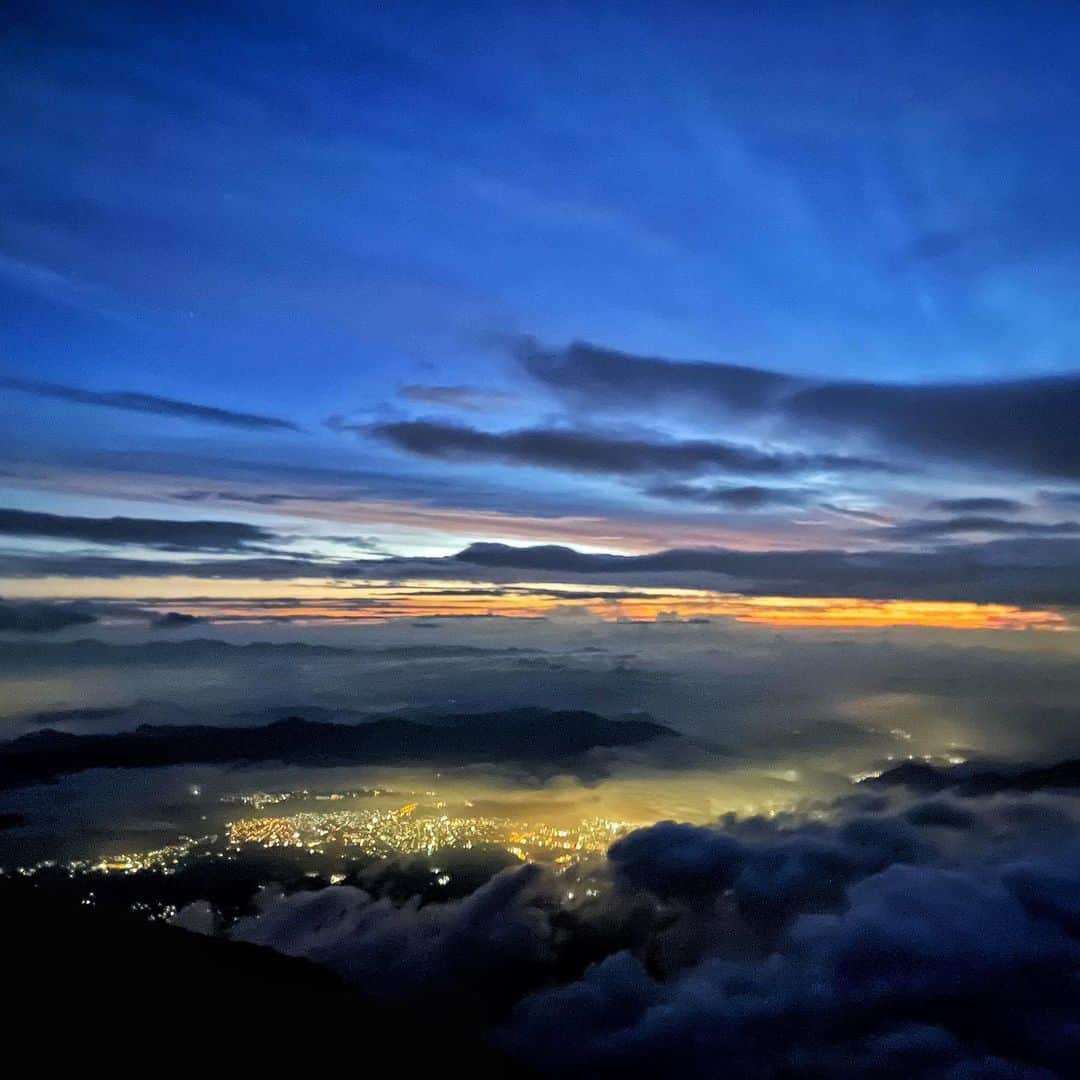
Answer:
top-left (521, 340), bottom-right (1080, 479)
top-left (222, 780), bottom-right (1080, 1078)
top-left (0, 507), bottom-right (276, 551)
top-left (365, 419), bottom-right (885, 479)
top-left (0, 599), bottom-right (96, 634)
top-left (5, 533), bottom-right (1080, 610)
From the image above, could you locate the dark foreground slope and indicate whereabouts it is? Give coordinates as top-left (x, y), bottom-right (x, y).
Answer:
top-left (2, 879), bottom-right (531, 1075)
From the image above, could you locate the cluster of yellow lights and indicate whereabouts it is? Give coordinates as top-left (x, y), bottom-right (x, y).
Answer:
top-left (84, 835), bottom-right (211, 875)
top-left (11, 801), bottom-right (633, 879)
top-left (224, 804), bottom-right (633, 862)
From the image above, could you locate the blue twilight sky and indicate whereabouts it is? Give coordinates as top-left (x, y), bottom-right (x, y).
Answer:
top-left (3, 1), bottom-right (1080, 592)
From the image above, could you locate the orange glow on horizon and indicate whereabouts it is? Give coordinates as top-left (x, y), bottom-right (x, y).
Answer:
top-left (104, 580), bottom-right (1066, 631)
top-left (0, 575), bottom-right (1067, 630)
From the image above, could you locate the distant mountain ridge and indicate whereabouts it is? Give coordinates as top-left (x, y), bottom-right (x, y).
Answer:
top-left (0, 637), bottom-right (544, 668)
top-left (0, 708), bottom-right (675, 790)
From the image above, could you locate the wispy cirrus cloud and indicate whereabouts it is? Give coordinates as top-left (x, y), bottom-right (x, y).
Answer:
top-left (1, 374), bottom-right (300, 431)
top-left (398, 384), bottom-right (517, 412)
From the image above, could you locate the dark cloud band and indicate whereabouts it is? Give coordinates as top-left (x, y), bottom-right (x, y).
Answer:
top-left (0, 599), bottom-right (97, 634)
top-left (5, 535), bottom-right (1080, 607)
top-left (363, 419), bottom-right (886, 479)
top-left (1, 374), bottom-right (300, 431)
top-left (520, 339), bottom-right (1080, 479)
top-left (0, 507), bottom-right (276, 551)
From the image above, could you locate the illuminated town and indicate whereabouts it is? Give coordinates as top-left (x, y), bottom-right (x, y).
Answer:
top-left (10, 835), bottom-right (217, 878)
top-left (84, 835), bottom-right (217, 875)
top-left (5, 786), bottom-right (639, 890)
top-left (224, 802), bottom-right (634, 864)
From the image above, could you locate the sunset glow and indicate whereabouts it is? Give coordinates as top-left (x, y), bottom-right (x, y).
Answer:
top-left (56, 579), bottom-right (1066, 630)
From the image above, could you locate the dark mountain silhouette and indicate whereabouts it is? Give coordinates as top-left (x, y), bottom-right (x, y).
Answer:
top-left (867, 755), bottom-right (1080, 796)
top-left (0, 637), bottom-right (355, 665)
top-left (0, 708), bottom-right (674, 790)
top-left (0, 637), bottom-right (543, 669)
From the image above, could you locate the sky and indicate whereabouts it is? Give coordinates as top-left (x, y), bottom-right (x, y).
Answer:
top-left (2, 1), bottom-right (1080, 637)
top-left (9, 7), bottom-right (1080, 1075)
